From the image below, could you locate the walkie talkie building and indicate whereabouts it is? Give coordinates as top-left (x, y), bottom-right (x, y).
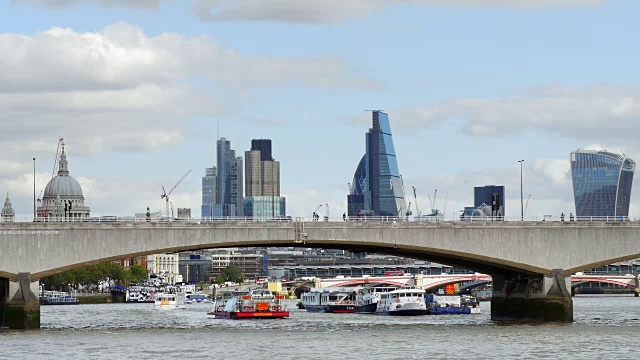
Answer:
top-left (570, 149), bottom-right (635, 218)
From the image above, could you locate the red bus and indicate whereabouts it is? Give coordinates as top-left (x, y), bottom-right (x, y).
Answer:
top-left (385, 270), bottom-right (404, 276)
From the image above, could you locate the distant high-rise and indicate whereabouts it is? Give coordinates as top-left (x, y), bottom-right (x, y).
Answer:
top-left (348, 111), bottom-right (405, 217)
top-left (474, 185), bottom-right (505, 217)
top-left (201, 166), bottom-right (217, 217)
top-left (244, 138), bottom-right (285, 219)
top-left (571, 149), bottom-right (635, 218)
top-left (212, 137), bottom-right (244, 217)
top-left (251, 139), bottom-right (273, 161)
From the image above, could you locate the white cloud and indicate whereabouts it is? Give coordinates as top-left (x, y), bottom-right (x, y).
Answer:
top-left (0, 22), bottom-right (379, 217)
top-left (12, 0), bottom-right (166, 9)
top-left (0, 22), bottom-right (377, 155)
top-left (394, 84), bottom-right (640, 147)
top-left (194, 0), bottom-right (607, 24)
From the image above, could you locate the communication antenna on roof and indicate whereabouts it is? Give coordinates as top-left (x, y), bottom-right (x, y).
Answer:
top-left (217, 118), bottom-right (220, 141)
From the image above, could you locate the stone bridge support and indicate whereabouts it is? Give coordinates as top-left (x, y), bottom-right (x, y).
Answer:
top-left (491, 269), bottom-right (572, 322)
top-left (0, 273), bottom-right (40, 329)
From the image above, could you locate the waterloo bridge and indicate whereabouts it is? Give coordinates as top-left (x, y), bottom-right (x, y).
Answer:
top-left (3, 218), bottom-right (640, 328)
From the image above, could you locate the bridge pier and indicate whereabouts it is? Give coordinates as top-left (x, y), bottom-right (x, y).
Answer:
top-left (0, 273), bottom-right (40, 329)
top-left (491, 269), bottom-right (572, 322)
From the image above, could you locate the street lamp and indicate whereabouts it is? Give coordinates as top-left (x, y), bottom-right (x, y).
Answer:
top-left (518, 160), bottom-right (524, 221)
top-left (33, 157), bottom-right (36, 221)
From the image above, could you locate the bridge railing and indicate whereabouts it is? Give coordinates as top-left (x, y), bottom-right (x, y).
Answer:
top-left (5, 215), bottom-right (640, 224)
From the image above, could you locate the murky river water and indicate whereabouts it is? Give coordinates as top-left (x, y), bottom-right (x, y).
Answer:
top-left (1, 295), bottom-right (638, 359)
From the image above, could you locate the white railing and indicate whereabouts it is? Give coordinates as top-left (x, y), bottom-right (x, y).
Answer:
top-left (4, 215), bottom-right (640, 224)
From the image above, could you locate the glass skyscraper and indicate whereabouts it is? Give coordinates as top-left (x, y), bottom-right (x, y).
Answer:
top-left (200, 137), bottom-right (243, 218)
top-left (570, 150), bottom-right (635, 218)
top-left (201, 166), bottom-right (217, 217)
top-left (348, 111), bottom-right (406, 217)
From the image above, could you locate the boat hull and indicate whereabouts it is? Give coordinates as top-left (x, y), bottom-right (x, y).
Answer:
top-left (427, 306), bottom-right (479, 315)
top-left (327, 305), bottom-right (355, 313)
top-left (304, 305), bottom-right (329, 313)
top-left (208, 311), bottom-right (290, 319)
top-left (376, 309), bottom-right (427, 316)
top-left (354, 303), bottom-right (377, 314)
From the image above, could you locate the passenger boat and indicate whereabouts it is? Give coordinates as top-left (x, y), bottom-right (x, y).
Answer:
top-left (425, 294), bottom-right (480, 315)
top-left (326, 288), bottom-right (356, 313)
top-left (375, 287), bottom-right (427, 316)
top-left (301, 288), bottom-right (356, 313)
top-left (300, 288), bottom-right (329, 312)
top-left (208, 289), bottom-right (289, 319)
top-left (186, 293), bottom-right (211, 304)
top-left (354, 286), bottom-right (397, 314)
top-left (154, 292), bottom-right (186, 310)
top-left (40, 290), bottom-right (80, 305)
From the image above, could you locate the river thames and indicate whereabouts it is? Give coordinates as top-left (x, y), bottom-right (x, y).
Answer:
top-left (1, 295), bottom-right (638, 359)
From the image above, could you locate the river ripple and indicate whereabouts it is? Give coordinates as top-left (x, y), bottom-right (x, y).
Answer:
top-left (1, 295), bottom-right (638, 359)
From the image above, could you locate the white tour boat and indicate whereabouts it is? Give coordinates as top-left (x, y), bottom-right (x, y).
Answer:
top-left (355, 286), bottom-right (398, 314)
top-left (154, 292), bottom-right (186, 310)
top-left (375, 287), bottom-right (427, 316)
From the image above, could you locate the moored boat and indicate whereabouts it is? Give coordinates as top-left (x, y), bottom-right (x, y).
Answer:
top-left (375, 287), bottom-right (427, 316)
top-left (301, 288), bottom-right (357, 313)
top-left (300, 288), bottom-right (329, 312)
top-left (425, 294), bottom-right (480, 315)
top-left (40, 290), bottom-right (80, 305)
top-left (354, 286), bottom-right (397, 314)
top-left (208, 289), bottom-right (289, 319)
top-left (326, 288), bottom-right (357, 313)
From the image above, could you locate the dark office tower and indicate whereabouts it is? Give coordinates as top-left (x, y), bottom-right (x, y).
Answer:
top-left (474, 185), bottom-right (505, 217)
top-left (251, 139), bottom-right (273, 161)
top-left (244, 139), bottom-right (285, 219)
top-left (347, 111), bottom-right (406, 217)
top-left (571, 149), bottom-right (635, 218)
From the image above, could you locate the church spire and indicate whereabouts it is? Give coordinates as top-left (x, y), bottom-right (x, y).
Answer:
top-left (2, 192), bottom-right (15, 222)
top-left (58, 141), bottom-right (69, 176)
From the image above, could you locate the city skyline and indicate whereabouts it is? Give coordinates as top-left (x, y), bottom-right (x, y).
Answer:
top-left (2, 1), bottom-right (640, 219)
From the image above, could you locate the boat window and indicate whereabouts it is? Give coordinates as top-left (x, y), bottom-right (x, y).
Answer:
top-left (392, 293), bottom-right (399, 298)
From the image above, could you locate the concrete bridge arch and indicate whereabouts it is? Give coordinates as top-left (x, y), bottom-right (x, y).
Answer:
top-left (4, 220), bottom-right (640, 327)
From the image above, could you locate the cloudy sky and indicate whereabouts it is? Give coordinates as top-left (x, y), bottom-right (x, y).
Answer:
top-left (1, 0), bottom-right (639, 219)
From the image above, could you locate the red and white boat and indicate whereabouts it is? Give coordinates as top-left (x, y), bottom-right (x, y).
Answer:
top-left (208, 289), bottom-right (289, 319)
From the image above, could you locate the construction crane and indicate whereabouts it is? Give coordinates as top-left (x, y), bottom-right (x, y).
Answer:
top-left (428, 189), bottom-right (438, 215)
top-left (313, 204), bottom-right (323, 221)
top-left (161, 170), bottom-right (191, 218)
top-left (412, 186), bottom-right (420, 217)
top-left (325, 203), bottom-right (330, 222)
top-left (406, 201), bottom-right (412, 217)
top-left (524, 194), bottom-right (532, 217)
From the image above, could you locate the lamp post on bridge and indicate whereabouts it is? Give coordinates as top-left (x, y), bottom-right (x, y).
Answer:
top-left (33, 157), bottom-right (36, 221)
top-left (518, 159), bottom-right (524, 221)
